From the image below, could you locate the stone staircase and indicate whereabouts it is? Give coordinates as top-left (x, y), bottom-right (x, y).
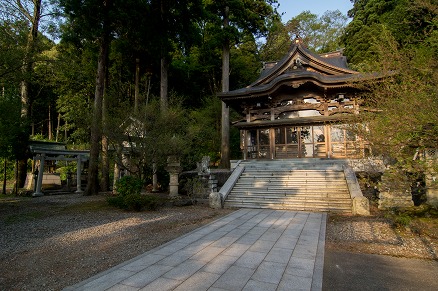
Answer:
top-left (223, 159), bottom-right (353, 213)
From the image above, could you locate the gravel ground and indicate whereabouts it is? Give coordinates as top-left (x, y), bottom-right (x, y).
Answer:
top-left (0, 194), bottom-right (233, 291)
top-left (0, 194), bottom-right (436, 290)
top-left (326, 211), bottom-right (438, 260)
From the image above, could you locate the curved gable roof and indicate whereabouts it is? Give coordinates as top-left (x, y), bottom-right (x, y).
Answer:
top-left (249, 39), bottom-right (358, 88)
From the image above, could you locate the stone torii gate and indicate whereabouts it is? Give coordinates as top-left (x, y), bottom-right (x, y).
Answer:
top-left (30, 147), bottom-right (89, 197)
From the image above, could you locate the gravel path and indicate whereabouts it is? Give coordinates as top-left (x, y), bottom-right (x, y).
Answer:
top-left (0, 194), bottom-right (233, 290)
top-left (0, 194), bottom-right (436, 290)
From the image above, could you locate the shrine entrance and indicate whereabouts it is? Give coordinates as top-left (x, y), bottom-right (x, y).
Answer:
top-left (273, 126), bottom-right (326, 159)
top-left (242, 124), bottom-right (365, 159)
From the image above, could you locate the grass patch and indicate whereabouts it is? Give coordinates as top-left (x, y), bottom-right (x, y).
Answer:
top-left (107, 194), bottom-right (167, 211)
top-left (4, 211), bottom-right (46, 225)
top-left (385, 205), bottom-right (438, 231)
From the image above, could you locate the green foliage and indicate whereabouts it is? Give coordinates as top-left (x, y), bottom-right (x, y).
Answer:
top-left (204, 0), bottom-right (279, 41)
top-left (0, 87), bottom-right (25, 160)
top-left (115, 175), bottom-right (143, 196)
top-left (0, 20), bottom-right (27, 83)
top-left (259, 17), bottom-right (290, 61)
top-left (385, 206), bottom-right (438, 229)
top-left (0, 158), bottom-right (16, 181)
top-left (187, 96), bottom-right (222, 165)
top-left (287, 10), bottom-right (348, 53)
top-left (344, 0), bottom-right (438, 180)
top-left (182, 177), bottom-right (204, 202)
top-left (109, 175), bottom-right (162, 211)
top-left (56, 163), bottom-right (76, 181)
top-left (343, 0), bottom-right (437, 66)
top-left (107, 193), bottom-right (161, 211)
top-left (260, 9), bottom-right (348, 60)
top-left (106, 97), bottom-right (190, 178)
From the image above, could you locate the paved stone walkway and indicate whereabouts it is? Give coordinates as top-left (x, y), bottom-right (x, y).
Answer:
top-left (65, 209), bottom-right (326, 291)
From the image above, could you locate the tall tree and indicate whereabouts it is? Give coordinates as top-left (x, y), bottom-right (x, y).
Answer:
top-left (0, 0), bottom-right (58, 189)
top-left (149, 0), bottom-right (203, 112)
top-left (261, 10), bottom-right (348, 60)
top-left (345, 0), bottom-right (438, 182)
top-left (342, 0), bottom-right (436, 66)
top-left (205, 0), bottom-right (279, 169)
top-left (60, 0), bottom-right (118, 195)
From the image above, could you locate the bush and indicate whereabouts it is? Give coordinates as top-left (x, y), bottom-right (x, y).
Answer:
top-left (115, 176), bottom-right (143, 196)
top-left (109, 176), bottom-right (163, 211)
top-left (107, 193), bottom-right (162, 211)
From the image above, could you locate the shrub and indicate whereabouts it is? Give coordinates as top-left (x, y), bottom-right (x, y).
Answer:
top-left (108, 175), bottom-right (162, 211)
top-left (115, 176), bottom-right (143, 196)
top-left (107, 193), bottom-right (162, 211)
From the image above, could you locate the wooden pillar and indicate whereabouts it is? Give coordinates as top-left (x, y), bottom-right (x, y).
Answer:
top-left (270, 128), bottom-right (275, 159)
top-left (325, 125), bottom-right (330, 158)
top-left (33, 154), bottom-right (45, 197)
top-left (243, 130), bottom-right (247, 160)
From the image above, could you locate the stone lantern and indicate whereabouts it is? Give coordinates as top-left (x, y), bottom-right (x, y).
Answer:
top-left (166, 155), bottom-right (182, 198)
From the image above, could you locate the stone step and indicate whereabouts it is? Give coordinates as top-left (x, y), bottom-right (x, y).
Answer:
top-left (240, 174), bottom-right (345, 181)
top-left (231, 187), bottom-right (349, 194)
top-left (241, 169), bottom-right (344, 173)
top-left (224, 160), bottom-right (354, 213)
top-left (241, 173), bottom-right (345, 177)
top-left (242, 165), bottom-right (345, 170)
top-left (234, 180), bottom-right (348, 185)
top-left (224, 201), bottom-right (352, 212)
top-left (226, 197), bottom-right (352, 203)
top-left (233, 185), bottom-right (348, 191)
top-left (227, 190), bottom-right (351, 198)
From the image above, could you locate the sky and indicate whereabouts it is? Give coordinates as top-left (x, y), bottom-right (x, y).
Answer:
top-left (276, 0), bottom-right (353, 21)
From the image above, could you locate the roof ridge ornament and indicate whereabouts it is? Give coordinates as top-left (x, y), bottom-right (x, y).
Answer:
top-left (294, 37), bottom-right (302, 45)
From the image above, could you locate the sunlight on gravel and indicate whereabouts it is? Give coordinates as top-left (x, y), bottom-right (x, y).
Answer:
top-left (49, 216), bottom-right (171, 244)
top-left (330, 220), bottom-right (401, 244)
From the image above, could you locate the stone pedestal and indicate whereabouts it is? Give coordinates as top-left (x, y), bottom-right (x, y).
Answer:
top-left (378, 168), bottom-right (413, 209)
top-left (166, 156), bottom-right (182, 198)
top-left (353, 197), bottom-right (370, 215)
top-left (208, 175), bottom-right (218, 193)
top-left (209, 192), bottom-right (222, 209)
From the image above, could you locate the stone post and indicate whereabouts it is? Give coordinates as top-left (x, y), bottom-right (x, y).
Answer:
top-left (166, 156), bottom-right (181, 198)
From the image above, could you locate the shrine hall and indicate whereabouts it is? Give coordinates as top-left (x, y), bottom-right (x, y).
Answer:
top-left (219, 38), bottom-right (382, 160)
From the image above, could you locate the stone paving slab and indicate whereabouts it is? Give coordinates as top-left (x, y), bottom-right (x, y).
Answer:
top-left (64, 209), bottom-right (326, 291)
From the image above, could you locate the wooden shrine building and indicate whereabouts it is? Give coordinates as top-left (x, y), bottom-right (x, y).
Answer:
top-left (219, 39), bottom-right (381, 160)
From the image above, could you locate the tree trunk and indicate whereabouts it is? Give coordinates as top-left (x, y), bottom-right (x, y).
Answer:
top-left (134, 58), bottom-right (140, 114)
top-left (2, 159), bottom-right (7, 194)
top-left (160, 57), bottom-right (168, 112)
top-left (14, 159), bottom-right (19, 194)
top-left (101, 79), bottom-right (109, 192)
top-left (220, 6), bottom-right (231, 169)
top-left (48, 105), bottom-right (52, 140)
top-left (101, 135), bottom-right (109, 191)
top-left (159, 0), bottom-right (168, 113)
top-left (56, 113), bottom-right (61, 142)
top-left (85, 8), bottom-right (110, 195)
top-left (20, 0), bottom-right (41, 119)
top-left (16, 0), bottom-right (42, 189)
